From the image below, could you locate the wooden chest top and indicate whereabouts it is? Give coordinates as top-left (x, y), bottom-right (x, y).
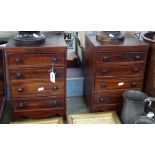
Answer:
top-left (86, 34), bottom-right (149, 51)
top-left (5, 35), bottom-right (67, 53)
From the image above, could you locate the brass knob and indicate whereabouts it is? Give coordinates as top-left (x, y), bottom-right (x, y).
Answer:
top-left (52, 86), bottom-right (59, 91)
top-left (134, 55), bottom-right (141, 60)
top-left (16, 72), bottom-right (23, 79)
top-left (101, 69), bottom-right (108, 74)
top-left (131, 81), bottom-right (137, 87)
top-left (16, 58), bottom-right (22, 65)
top-left (18, 102), bottom-right (25, 108)
top-left (51, 57), bottom-right (57, 64)
top-left (103, 55), bottom-right (109, 61)
top-left (101, 83), bottom-right (107, 88)
top-left (133, 68), bottom-right (139, 73)
top-left (18, 88), bottom-right (24, 93)
top-left (52, 100), bottom-right (60, 107)
top-left (99, 97), bottom-right (105, 103)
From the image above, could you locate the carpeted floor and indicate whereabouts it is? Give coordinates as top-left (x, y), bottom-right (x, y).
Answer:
top-left (67, 97), bottom-right (89, 115)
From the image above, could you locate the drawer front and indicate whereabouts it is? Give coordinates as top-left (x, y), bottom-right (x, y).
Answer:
top-left (95, 77), bottom-right (143, 91)
top-left (93, 92), bottom-right (123, 107)
top-left (11, 80), bottom-right (65, 97)
top-left (13, 97), bottom-right (65, 111)
top-left (9, 67), bottom-right (65, 80)
top-left (96, 52), bottom-right (146, 63)
top-left (95, 63), bottom-right (145, 77)
top-left (8, 53), bottom-right (65, 67)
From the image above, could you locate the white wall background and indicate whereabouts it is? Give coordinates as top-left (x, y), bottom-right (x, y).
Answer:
top-left (0, 31), bottom-right (17, 38)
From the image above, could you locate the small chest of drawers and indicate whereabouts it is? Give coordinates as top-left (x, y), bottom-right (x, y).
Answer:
top-left (5, 35), bottom-right (67, 121)
top-left (83, 34), bottom-right (149, 113)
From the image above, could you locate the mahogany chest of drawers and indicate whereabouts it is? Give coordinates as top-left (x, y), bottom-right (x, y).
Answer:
top-left (5, 35), bottom-right (67, 121)
top-left (83, 34), bottom-right (149, 113)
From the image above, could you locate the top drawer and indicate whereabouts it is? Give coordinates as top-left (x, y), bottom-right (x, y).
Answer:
top-left (7, 53), bottom-right (65, 68)
top-left (96, 51), bottom-right (146, 64)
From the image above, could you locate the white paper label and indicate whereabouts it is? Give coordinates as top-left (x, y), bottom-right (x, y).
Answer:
top-left (50, 71), bottom-right (55, 83)
top-left (38, 87), bottom-right (44, 92)
top-left (118, 82), bottom-right (124, 86)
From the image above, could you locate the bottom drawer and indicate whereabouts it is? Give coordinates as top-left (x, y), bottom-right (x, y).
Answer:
top-left (92, 92), bottom-right (124, 112)
top-left (93, 92), bottom-right (123, 107)
top-left (13, 97), bottom-right (65, 111)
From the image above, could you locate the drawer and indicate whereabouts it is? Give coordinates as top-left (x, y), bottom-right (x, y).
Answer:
top-left (95, 77), bottom-right (143, 92)
top-left (95, 63), bottom-right (145, 77)
top-left (93, 92), bottom-right (123, 107)
top-left (13, 97), bottom-right (65, 111)
top-left (8, 53), bottom-right (65, 68)
top-left (96, 52), bottom-right (146, 63)
top-left (11, 80), bottom-right (65, 97)
top-left (9, 67), bottom-right (65, 80)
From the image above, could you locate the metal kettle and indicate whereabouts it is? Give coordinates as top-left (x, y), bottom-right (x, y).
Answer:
top-left (121, 90), bottom-right (155, 124)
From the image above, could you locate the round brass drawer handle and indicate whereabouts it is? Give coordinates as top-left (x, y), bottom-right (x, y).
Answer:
top-left (18, 102), bottom-right (25, 109)
top-left (101, 83), bottom-right (107, 88)
top-left (133, 68), bottom-right (140, 73)
top-left (16, 72), bottom-right (23, 79)
top-left (103, 55), bottom-right (109, 61)
top-left (51, 57), bottom-right (57, 64)
top-left (131, 81), bottom-right (137, 87)
top-left (99, 97), bottom-right (105, 103)
top-left (18, 88), bottom-right (24, 93)
top-left (52, 86), bottom-right (59, 91)
top-left (16, 58), bottom-right (22, 65)
top-left (134, 55), bottom-right (141, 60)
top-left (101, 69), bottom-right (108, 74)
top-left (52, 100), bottom-right (60, 107)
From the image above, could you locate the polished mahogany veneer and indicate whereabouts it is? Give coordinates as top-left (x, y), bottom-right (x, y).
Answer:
top-left (5, 35), bottom-right (67, 121)
top-left (83, 34), bottom-right (149, 113)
